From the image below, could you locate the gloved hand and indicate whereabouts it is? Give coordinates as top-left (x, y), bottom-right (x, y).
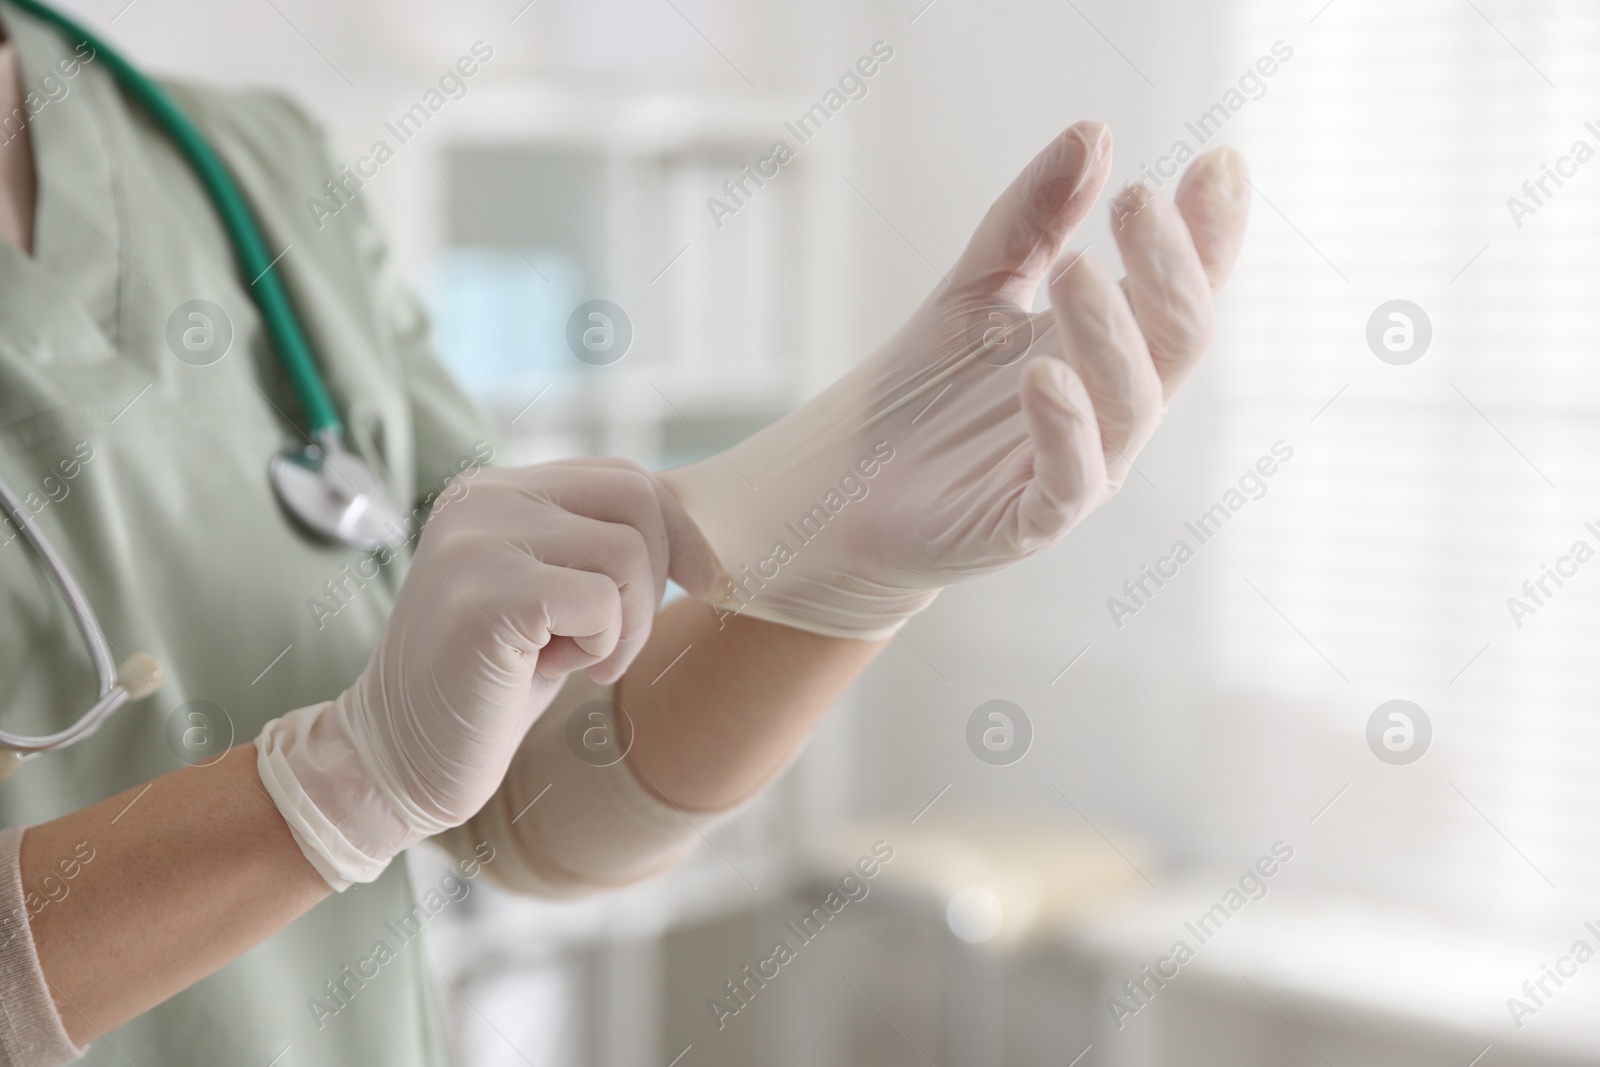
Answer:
top-left (256, 459), bottom-right (720, 890)
top-left (657, 121), bottom-right (1251, 638)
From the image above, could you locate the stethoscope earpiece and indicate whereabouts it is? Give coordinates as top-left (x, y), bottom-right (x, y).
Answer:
top-left (117, 653), bottom-right (164, 702)
top-left (0, 654), bottom-right (163, 778)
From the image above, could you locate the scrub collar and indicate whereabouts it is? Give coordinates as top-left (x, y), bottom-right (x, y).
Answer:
top-left (0, 36), bottom-right (36, 252)
top-left (0, 1), bottom-right (123, 363)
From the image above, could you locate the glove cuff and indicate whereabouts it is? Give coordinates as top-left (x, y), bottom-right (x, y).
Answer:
top-left (657, 457), bottom-right (941, 640)
top-left (708, 587), bottom-right (939, 641)
top-left (255, 702), bottom-right (415, 891)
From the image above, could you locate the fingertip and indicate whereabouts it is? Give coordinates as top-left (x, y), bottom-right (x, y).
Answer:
top-left (652, 472), bottom-right (730, 601)
top-left (1019, 357), bottom-right (1083, 468)
top-left (1109, 178), bottom-right (1180, 249)
top-left (1043, 121), bottom-right (1112, 202)
top-left (534, 634), bottom-right (607, 679)
top-left (1048, 251), bottom-right (1148, 383)
top-left (1021, 355), bottom-right (1056, 400)
top-left (573, 629), bottom-right (618, 661)
top-left (949, 120), bottom-right (1115, 299)
top-left (1047, 245), bottom-right (1114, 303)
top-left (1176, 147), bottom-right (1252, 291)
top-left (1112, 179), bottom-right (1157, 216)
top-left (586, 619), bottom-right (652, 685)
top-left (1179, 145), bottom-right (1251, 203)
top-left (1067, 120), bottom-right (1112, 171)
top-left (586, 658), bottom-right (627, 686)
top-left (1054, 120), bottom-right (1114, 210)
top-left (1024, 121), bottom-right (1116, 242)
top-left (1016, 357), bottom-right (1105, 541)
top-left (1021, 356), bottom-right (1081, 419)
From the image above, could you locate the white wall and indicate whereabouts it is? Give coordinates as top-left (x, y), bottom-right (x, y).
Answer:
top-left (839, 0), bottom-right (1239, 861)
top-left (56, 0), bottom-right (1251, 874)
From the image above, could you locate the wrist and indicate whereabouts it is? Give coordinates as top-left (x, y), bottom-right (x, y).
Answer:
top-left (254, 699), bottom-right (415, 891)
top-left (656, 455), bottom-right (939, 639)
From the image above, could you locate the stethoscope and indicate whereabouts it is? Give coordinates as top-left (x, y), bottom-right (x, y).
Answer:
top-left (0, 0), bottom-right (407, 777)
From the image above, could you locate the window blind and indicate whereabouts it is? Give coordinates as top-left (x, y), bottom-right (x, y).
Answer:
top-left (1208, 0), bottom-right (1600, 931)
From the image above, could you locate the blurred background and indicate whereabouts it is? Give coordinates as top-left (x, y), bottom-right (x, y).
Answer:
top-left (68, 0), bottom-right (1600, 1063)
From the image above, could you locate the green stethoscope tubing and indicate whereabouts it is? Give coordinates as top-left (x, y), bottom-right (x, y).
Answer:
top-left (7, 0), bottom-right (344, 440)
top-left (0, 1), bottom-right (408, 766)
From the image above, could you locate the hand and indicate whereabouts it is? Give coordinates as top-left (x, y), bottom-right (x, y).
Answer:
top-left (658, 121), bottom-right (1251, 638)
top-left (255, 459), bottom-right (719, 888)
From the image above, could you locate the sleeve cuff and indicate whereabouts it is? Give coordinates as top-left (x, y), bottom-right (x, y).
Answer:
top-left (440, 674), bottom-right (707, 898)
top-left (0, 826), bottom-right (89, 1065)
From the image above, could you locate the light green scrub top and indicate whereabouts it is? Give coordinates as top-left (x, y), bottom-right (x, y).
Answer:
top-left (0, 4), bottom-right (499, 1065)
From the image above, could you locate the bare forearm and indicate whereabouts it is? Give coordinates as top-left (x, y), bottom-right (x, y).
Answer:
top-left (22, 743), bottom-right (330, 1046)
top-left (620, 598), bottom-right (887, 812)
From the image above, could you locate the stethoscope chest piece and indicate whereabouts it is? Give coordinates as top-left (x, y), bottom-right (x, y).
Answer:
top-left (270, 433), bottom-right (406, 553)
top-left (0, 653), bottom-right (164, 782)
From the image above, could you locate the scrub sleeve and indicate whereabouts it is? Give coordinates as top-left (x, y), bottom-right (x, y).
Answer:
top-left (434, 674), bottom-right (711, 898)
top-left (0, 34), bottom-right (80, 1067)
top-left (0, 828), bottom-right (83, 1066)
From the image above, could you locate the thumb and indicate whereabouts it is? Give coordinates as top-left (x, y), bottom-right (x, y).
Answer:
top-left (1015, 356), bottom-right (1106, 546)
top-left (650, 473), bottom-right (729, 601)
top-left (949, 121), bottom-right (1113, 305)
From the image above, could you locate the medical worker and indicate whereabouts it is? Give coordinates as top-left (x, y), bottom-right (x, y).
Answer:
top-left (0, 1), bottom-right (1252, 1064)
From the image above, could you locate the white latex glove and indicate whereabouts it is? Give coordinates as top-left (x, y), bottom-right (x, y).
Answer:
top-left (658, 121), bottom-right (1251, 638)
top-left (256, 459), bottom-right (719, 890)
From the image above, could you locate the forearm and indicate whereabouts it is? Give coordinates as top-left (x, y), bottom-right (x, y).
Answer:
top-left (21, 743), bottom-right (330, 1047)
top-left (430, 593), bottom-right (887, 898)
top-left (619, 596), bottom-right (888, 812)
